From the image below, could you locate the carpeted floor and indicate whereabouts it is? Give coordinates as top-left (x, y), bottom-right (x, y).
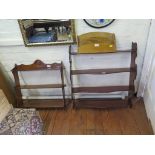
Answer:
top-left (0, 108), bottom-right (44, 135)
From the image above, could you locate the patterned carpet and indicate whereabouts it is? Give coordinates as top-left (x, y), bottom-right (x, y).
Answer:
top-left (0, 108), bottom-right (44, 135)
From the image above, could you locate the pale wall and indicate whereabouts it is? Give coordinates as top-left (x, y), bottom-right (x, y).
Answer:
top-left (143, 54), bottom-right (155, 133)
top-left (142, 20), bottom-right (155, 133)
top-left (0, 19), bottom-right (151, 99)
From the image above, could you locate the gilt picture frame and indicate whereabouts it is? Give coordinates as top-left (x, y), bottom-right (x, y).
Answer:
top-left (18, 19), bottom-right (76, 47)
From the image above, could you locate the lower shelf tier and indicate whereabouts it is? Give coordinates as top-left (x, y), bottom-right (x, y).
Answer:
top-left (73, 98), bottom-right (129, 109)
top-left (72, 86), bottom-right (134, 93)
top-left (21, 99), bottom-right (69, 108)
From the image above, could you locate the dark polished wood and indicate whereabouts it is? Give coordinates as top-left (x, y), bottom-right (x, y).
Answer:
top-left (12, 60), bottom-right (67, 108)
top-left (71, 67), bottom-right (136, 75)
top-left (72, 86), bottom-right (133, 93)
top-left (12, 65), bottom-right (23, 107)
top-left (74, 98), bottom-right (128, 109)
top-left (70, 50), bottom-right (131, 55)
top-left (128, 42), bottom-right (137, 107)
top-left (69, 42), bottom-right (137, 109)
top-left (23, 99), bottom-right (65, 108)
top-left (19, 84), bottom-right (66, 89)
top-left (39, 100), bottom-right (154, 135)
top-left (13, 60), bottom-right (62, 71)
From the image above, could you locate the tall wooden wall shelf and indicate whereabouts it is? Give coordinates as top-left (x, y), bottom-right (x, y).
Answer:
top-left (12, 60), bottom-right (66, 108)
top-left (69, 42), bottom-right (137, 109)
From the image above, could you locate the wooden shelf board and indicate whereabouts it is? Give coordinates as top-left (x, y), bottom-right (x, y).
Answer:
top-left (22, 99), bottom-right (65, 108)
top-left (72, 86), bottom-right (133, 93)
top-left (17, 84), bottom-right (66, 89)
top-left (71, 67), bottom-right (136, 75)
top-left (74, 98), bottom-right (128, 109)
top-left (70, 49), bottom-right (131, 55)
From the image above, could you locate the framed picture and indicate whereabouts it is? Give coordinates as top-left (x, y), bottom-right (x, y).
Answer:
top-left (84, 19), bottom-right (115, 28)
top-left (18, 19), bottom-right (76, 47)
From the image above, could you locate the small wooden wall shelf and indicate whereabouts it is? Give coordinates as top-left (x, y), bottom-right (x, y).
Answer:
top-left (77, 32), bottom-right (116, 53)
top-left (69, 42), bottom-right (137, 109)
top-left (12, 60), bottom-right (66, 108)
